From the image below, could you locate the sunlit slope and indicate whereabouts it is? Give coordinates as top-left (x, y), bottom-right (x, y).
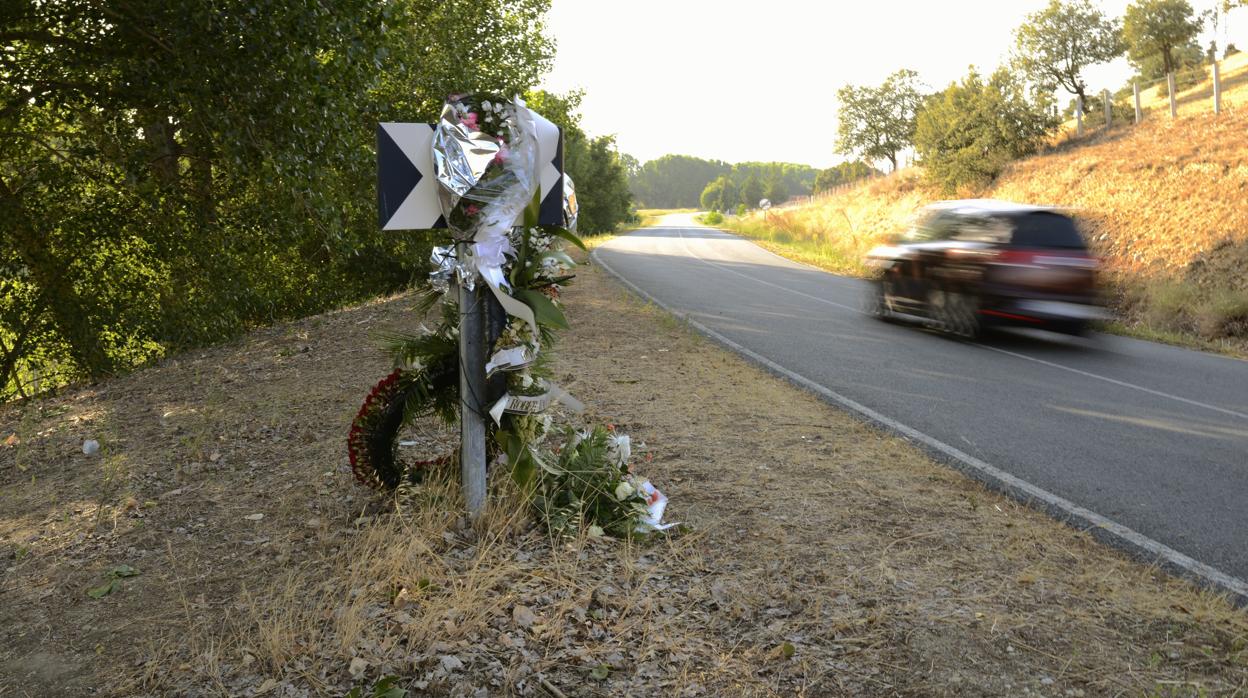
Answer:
top-left (733, 82), bottom-right (1248, 345)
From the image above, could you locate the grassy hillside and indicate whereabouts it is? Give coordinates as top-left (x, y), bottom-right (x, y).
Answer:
top-left (726, 68), bottom-right (1248, 352)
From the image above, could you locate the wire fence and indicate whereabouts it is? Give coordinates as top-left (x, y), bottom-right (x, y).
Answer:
top-left (1068, 56), bottom-right (1242, 136)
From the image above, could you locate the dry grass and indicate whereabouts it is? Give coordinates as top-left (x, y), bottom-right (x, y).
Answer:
top-left (3, 256), bottom-right (1248, 696)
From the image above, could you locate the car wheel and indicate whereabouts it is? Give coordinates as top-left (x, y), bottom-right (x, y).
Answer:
top-left (865, 278), bottom-right (890, 319)
top-left (929, 287), bottom-right (981, 339)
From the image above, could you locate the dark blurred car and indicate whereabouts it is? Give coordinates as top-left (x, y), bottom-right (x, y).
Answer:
top-left (864, 199), bottom-right (1105, 337)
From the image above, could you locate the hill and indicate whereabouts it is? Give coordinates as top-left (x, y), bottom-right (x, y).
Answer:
top-left (727, 67), bottom-right (1248, 352)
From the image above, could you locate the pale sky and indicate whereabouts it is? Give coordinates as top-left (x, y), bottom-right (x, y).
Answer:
top-left (540, 0), bottom-right (1247, 169)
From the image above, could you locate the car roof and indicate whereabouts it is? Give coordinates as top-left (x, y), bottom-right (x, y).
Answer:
top-left (925, 199), bottom-right (1065, 217)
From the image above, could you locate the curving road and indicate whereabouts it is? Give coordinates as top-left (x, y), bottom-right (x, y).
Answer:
top-left (594, 213), bottom-right (1248, 597)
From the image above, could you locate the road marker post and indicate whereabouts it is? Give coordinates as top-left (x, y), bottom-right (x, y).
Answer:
top-left (376, 112), bottom-right (565, 520)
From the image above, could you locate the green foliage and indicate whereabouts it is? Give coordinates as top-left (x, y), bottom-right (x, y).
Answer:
top-left (699, 175), bottom-right (740, 212)
top-left (915, 68), bottom-right (1059, 193)
top-left (0, 0), bottom-right (553, 399)
top-left (813, 161), bottom-right (879, 193)
top-left (523, 90), bottom-right (634, 234)
top-left (735, 203), bottom-right (747, 216)
top-left (1123, 0), bottom-right (1204, 76)
top-left (345, 676), bottom-right (407, 698)
top-left (835, 69), bottom-right (924, 171)
top-left (701, 211), bottom-right (724, 225)
top-left (1012, 0), bottom-right (1123, 102)
top-left (741, 174), bottom-right (764, 209)
top-left (629, 154), bottom-right (730, 209)
top-left (530, 426), bottom-right (652, 538)
top-left (629, 156), bottom-right (816, 209)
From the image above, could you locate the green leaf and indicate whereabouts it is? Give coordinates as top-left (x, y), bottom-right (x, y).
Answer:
top-left (511, 448), bottom-right (537, 488)
top-left (549, 226), bottom-right (587, 251)
top-left (523, 189), bottom-right (541, 228)
top-left (780, 642), bottom-right (796, 659)
top-left (590, 664), bottom-right (610, 680)
top-left (87, 579), bottom-right (119, 599)
top-left (110, 564), bottom-right (140, 578)
top-left (513, 289), bottom-right (569, 330)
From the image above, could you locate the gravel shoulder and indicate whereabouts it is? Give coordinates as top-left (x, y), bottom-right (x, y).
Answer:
top-left (0, 246), bottom-right (1245, 696)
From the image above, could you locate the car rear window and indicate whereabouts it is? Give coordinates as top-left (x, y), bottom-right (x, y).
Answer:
top-left (1008, 212), bottom-right (1086, 249)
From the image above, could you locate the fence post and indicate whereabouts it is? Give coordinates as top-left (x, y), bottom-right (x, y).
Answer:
top-left (1133, 82), bottom-right (1142, 124)
top-left (1076, 96), bottom-right (1083, 136)
top-left (1103, 88), bottom-right (1112, 128)
top-left (1213, 61), bottom-right (1222, 115)
top-left (1167, 72), bottom-right (1177, 119)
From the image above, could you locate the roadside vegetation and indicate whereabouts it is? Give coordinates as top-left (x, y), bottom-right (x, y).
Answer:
top-left (716, 0), bottom-right (1248, 354)
top-left (0, 1), bottom-right (636, 402)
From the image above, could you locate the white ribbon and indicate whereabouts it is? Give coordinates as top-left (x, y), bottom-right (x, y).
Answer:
top-left (488, 380), bottom-right (585, 425)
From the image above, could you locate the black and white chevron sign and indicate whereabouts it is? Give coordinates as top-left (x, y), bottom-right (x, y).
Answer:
top-left (377, 113), bottom-right (564, 231)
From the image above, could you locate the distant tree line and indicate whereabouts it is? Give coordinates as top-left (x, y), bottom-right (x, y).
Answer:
top-left (834, 0), bottom-right (1212, 193)
top-left (628, 155), bottom-right (879, 212)
top-left (0, 0), bottom-right (632, 399)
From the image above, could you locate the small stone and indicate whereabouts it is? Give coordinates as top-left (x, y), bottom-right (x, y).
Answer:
top-left (512, 605), bottom-right (537, 628)
top-left (83, 440), bottom-right (100, 456)
top-left (440, 654), bottom-right (464, 672)
top-left (1041, 677), bottom-right (1054, 686)
top-left (244, 513), bottom-right (264, 521)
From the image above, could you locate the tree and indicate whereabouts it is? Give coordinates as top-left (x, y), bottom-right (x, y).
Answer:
top-left (632, 155), bottom-right (730, 208)
top-left (699, 177), bottom-right (726, 211)
top-left (0, 0), bottom-right (555, 396)
top-left (741, 174), bottom-right (764, 209)
top-left (524, 90), bottom-right (634, 234)
top-left (1123, 0), bottom-right (1203, 76)
top-left (812, 161), bottom-right (878, 194)
top-left (763, 177), bottom-right (788, 206)
top-left (835, 69), bottom-right (924, 171)
top-left (1012, 0), bottom-right (1123, 106)
top-left (914, 67), bottom-right (1059, 193)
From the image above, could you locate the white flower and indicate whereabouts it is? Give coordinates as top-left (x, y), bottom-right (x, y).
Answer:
top-left (607, 434), bottom-right (631, 467)
top-left (614, 480), bottom-right (635, 501)
top-left (482, 100), bottom-right (493, 111)
top-left (520, 372), bottom-right (534, 388)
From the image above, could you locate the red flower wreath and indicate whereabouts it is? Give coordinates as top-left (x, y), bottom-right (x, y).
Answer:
top-left (347, 370), bottom-right (450, 489)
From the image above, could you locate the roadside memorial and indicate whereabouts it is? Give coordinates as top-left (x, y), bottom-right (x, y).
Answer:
top-left (352, 94), bottom-right (675, 535)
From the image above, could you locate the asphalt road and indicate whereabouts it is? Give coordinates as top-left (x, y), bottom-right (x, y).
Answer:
top-left (595, 214), bottom-right (1248, 591)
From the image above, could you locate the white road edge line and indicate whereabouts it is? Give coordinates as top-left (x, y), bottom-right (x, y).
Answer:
top-left (681, 227), bottom-right (1248, 423)
top-left (591, 243), bottom-right (1248, 604)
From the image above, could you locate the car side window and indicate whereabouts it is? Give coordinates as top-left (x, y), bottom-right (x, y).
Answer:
top-left (908, 213), bottom-right (954, 241)
top-left (954, 215), bottom-right (1011, 243)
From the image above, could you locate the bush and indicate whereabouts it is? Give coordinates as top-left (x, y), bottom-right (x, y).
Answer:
top-left (915, 67), bottom-right (1058, 192)
top-left (735, 203), bottom-right (747, 216)
top-left (702, 211), bottom-right (724, 225)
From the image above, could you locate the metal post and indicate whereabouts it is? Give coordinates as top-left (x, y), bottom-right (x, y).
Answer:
top-left (1134, 82), bottom-right (1142, 124)
top-left (1103, 88), bottom-right (1112, 128)
top-left (456, 241), bottom-right (487, 520)
top-left (1213, 61), bottom-right (1222, 115)
top-left (1076, 96), bottom-right (1083, 136)
top-left (1167, 72), bottom-right (1177, 119)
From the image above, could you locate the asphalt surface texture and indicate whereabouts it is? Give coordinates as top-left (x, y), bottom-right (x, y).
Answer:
top-left (595, 213), bottom-right (1248, 587)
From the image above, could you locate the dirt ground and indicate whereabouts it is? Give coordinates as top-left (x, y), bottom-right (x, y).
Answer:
top-left (1, 251), bottom-right (1246, 697)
